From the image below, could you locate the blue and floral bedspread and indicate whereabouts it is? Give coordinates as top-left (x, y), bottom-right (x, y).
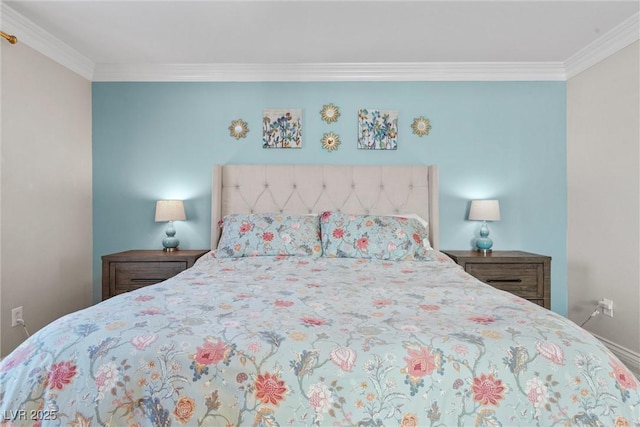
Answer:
top-left (1, 252), bottom-right (639, 426)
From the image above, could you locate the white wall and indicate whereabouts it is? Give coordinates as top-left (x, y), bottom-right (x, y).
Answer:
top-left (567, 41), bottom-right (640, 374)
top-left (1, 42), bottom-right (92, 356)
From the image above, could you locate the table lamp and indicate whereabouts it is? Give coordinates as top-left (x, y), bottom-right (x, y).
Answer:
top-left (155, 200), bottom-right (186, 251)
top-left (468, 199), bottom-right (501, 253)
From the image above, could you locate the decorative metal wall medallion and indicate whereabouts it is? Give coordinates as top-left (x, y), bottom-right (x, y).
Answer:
top-left (229, 119), bottom-right (249, 139)
top-left (320, 104), bottom-right (340, 124)
top-left (321, 132), bottom-right (341, 152)
top-left (411, 116), bottom-right (431, 137)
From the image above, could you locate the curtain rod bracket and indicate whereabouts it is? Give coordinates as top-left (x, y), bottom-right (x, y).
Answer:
top-left (1, 31), bottom-right (18, 44)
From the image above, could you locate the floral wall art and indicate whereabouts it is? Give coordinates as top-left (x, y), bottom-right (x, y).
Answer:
top-left (262, 109), bottom-right (302, 148)
top-left (358, 109), bottom-right (398, 150)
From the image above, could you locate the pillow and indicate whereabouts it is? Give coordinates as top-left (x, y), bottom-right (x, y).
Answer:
top-left (216, 213), bottom-right (322, 258)
top-left (320, 212), bottom-right (429, 260)
top-left (391, 213), bottom-right (431, 249)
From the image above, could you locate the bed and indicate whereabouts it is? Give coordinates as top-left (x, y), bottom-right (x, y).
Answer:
top-left (1, 165), bottom-right (638, 426)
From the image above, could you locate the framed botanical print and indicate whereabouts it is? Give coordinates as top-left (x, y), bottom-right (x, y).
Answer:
top-left (263, 109), bottom-right (302, 148)
top-left (358, 109), bottom-right (398, 150)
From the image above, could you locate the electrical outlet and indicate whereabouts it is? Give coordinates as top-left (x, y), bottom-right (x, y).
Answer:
top-left (11, 306), bottom-right (23, 327)
top-left (598, 298), bottom-right (614, 317)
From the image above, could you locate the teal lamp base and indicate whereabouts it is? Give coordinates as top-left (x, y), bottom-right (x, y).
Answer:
top-left (475, 238), bottom-right (493, 254)
top-left (162, 221), bottom-right (180, 251)
top-left (475, 221), bottom-right (493, 254)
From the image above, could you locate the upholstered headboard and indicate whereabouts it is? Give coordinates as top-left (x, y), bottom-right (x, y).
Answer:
top-left (211, 164), bottom-right (439, 250)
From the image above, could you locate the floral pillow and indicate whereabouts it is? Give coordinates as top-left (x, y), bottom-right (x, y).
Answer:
top-left (391, 213), bottom-right (431, 249)
top-left (216, 213), bottom-right (322, 258)
top-left (320, 212), bottom-right (430, 260)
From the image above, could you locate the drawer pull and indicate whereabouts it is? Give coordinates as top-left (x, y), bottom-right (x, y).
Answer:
top-left (131, 278), bottom-right (166, 283)
top-left (486, 278), bottom-right (522, 283)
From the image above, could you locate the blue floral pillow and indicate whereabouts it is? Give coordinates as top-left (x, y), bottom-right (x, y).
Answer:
top-left (216, 213), bottom-right (322, 257)
top-left (320, 212), bottom-right (429, 260)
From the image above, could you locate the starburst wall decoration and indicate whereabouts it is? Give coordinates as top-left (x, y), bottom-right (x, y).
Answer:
top-left (320, 104), bottom-right (340, 124)
top-left (321, 132), bottom-right (341, 152)
top-left (411, 116), bottom-right (431, 137)
top-left (229, 119), bottom-right (249, 139)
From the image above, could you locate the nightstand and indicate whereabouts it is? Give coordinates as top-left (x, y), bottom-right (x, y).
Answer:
top-left (442, 250), bottom-right (551, 309)
top-left (102, 249), bottom-right (209, 300)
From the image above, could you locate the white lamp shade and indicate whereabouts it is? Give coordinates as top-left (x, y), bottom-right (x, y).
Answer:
top-left (155, 200), bottom-right (186, 222)
top-left (469, 199), bottom-right (501, 221)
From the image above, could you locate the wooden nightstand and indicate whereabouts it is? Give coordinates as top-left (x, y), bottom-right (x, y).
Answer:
top-left (102, 250), bottom-right (209, 300)
top-left (442, 250), bottom-right (551, 309)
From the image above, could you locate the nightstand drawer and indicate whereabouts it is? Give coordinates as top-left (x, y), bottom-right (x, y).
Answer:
top-left (442, 250), bottom-right (551, 309)
top-left (112, 261), bottom-right (186, 293)
top-left (102, 250), bottom-right (209, 300)
top-left (466, 263), bottom-right (543, 299)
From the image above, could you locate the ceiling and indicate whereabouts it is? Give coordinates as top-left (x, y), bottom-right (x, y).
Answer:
top-left (3, 1), bottom-right (639, 81)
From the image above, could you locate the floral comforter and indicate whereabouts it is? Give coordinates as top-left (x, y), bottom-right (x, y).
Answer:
top-left (1, 251), bottom-right (639, 426)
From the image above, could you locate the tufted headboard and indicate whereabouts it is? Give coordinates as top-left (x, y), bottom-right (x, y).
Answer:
top-left (211, 164), bottom-right (439, 250)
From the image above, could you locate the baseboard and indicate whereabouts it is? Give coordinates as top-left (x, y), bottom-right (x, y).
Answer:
top-left (593, 333), bottom-right (640, 379)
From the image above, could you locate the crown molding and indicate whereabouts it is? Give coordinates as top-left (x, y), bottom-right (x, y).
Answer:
top-left (3, 3), bottom-right (637, 83)
top-left (564, 12), bottom-right (639, 79)
top-left (92, 62), bottom-right (566, 82)
top-left (1, 3), bottom-right (94, 80)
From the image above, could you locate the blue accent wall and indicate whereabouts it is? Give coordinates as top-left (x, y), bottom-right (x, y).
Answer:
top-left (93, 81), bottom-right (567, 314)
